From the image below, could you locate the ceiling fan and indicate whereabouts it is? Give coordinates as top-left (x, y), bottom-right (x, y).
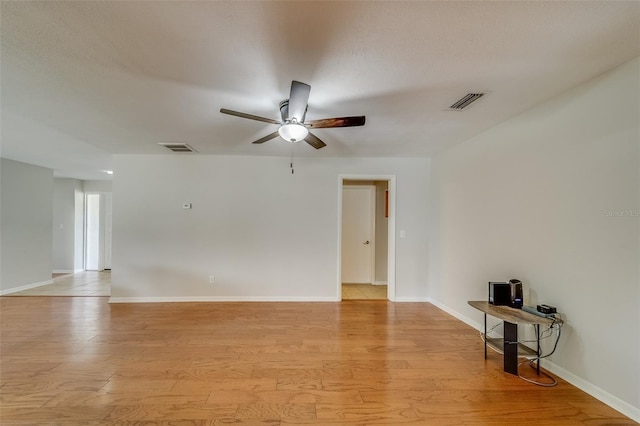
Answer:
top-left (220, 80), bottom-right (365, 149)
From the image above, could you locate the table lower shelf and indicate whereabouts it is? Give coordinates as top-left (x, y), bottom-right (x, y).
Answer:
top-left (482, 333), bottom-right (538, 358)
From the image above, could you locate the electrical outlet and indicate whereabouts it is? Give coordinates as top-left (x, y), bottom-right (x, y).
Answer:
top-left (209, 275), bottom-right (215, 284)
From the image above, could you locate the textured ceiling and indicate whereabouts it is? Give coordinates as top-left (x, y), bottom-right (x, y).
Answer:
top-left (1, 1), bottom-right (639, 180)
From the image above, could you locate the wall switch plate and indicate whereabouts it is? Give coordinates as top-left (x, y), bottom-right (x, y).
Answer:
top-left (209, 275), bottom-right (215, 284)
top-left (182, 203), bottom-right (192, 209)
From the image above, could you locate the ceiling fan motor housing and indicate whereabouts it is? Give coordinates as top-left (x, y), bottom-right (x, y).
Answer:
top-left (279, 100), bottom-right (307, 124)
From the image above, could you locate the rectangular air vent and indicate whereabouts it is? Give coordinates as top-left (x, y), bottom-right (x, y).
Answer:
top-left (158, 143), bottom-right (197, 153)
top-left (447, 93), bottom-right (485, 110)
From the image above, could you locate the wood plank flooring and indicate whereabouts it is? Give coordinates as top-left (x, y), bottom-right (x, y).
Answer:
top-left (341, 284), bottom-right (387, 300)
top-left (7, 271), bottom-right (111, 297)
top-left (0, 296), bottom-right (635, 425)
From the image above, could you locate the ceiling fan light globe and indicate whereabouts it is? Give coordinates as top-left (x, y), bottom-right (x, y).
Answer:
top-left (278, 123), bottom-right (308, 143)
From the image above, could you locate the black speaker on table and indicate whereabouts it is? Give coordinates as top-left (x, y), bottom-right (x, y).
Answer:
top-left (488, 279), bottom-right (523, 309)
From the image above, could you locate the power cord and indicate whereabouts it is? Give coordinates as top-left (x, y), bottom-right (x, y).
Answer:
top-left (517, 319), bottom-right (563, 386)
top-left (480, 315), bottom-right (564, 387)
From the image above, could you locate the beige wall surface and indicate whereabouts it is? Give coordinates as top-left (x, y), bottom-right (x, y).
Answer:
top-left (111, 156), bottom-right (430, 301)
top-left (429, 57), bottom-right (639, 418)
top-left (1, 159), bottom-right (53, 292)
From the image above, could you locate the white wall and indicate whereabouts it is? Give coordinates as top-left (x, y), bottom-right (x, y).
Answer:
top-left (429, 57), bottom-right (639, 419)
top-left (52, 178), bottom-right (82, 272)
top-left (111, 156), bottom-right (429, 301)
top-left (0, 158), bottom-right (53, 293)
top-left (83, 180), bottom-right (112, 193)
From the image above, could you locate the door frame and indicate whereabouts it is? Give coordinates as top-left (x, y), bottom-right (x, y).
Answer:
top-left (337, 174), bottom-right (396, 301)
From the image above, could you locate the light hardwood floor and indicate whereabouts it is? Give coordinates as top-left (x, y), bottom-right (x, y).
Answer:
top-left (0, 296), bottom-right (634, 425)
top-left (7, 271), bottom-right (111, 297)
top-left (12, 274), bottom-right (379, 300)
top-left (341, 284), bottom-right (387, 300)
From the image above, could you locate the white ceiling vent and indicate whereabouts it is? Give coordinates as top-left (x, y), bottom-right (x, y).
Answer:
top-left (447, 93), bottom-right (485, 110)
top-left (158, 143), bottom-right (197, 153)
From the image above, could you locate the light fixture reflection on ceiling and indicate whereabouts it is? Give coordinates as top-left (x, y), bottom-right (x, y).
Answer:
top-left (278, 122), bottom-right (308, 143)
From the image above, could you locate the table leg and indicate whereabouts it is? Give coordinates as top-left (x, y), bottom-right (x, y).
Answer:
top-left (503, 321), bottom-right (518, 375)
top-left (484, 313), bottom-right (487, 359)
top-left (536, 324), bottom-right (540, 375)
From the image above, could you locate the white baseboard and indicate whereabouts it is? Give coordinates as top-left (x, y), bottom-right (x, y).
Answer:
top-left (0, 279), bottom-right (54, 296)
top-left (540, 360), bottom-right (640, 423)
top-left (427, 298), bottom-right (640, 423)
top-left (52, 269), bottom-right (74, 274)
top-left (109, 296), bottom-right (338, 303)
top-left (74, 268), bottom-right (84, 273)
top-left (373, 281), bottom-right (388, 285)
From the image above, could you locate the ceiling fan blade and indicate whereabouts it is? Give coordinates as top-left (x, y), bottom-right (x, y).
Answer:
top-left (288, 81), bottom-right (311, 122)
top-left (306, 116), bottom-right (366, 129)
top-left (220, 108), bottom-right (281, 125)
top-left (304, 132), bottom-right (327, 149)
top-left (251, 131), bottom-right (280, 144)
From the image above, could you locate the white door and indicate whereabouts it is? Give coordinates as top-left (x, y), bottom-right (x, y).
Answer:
top-left (85, 194), bottom-right (101, 271)
top-left (85, 193), bottom-right (112, 271)
top-left (341, 185), bottom-right (375, 283)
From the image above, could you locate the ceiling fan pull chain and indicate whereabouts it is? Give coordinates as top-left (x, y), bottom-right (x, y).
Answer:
top-left (290, 146), bottom-right (295, 174)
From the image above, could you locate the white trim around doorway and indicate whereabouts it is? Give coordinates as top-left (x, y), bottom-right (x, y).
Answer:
top-left (337, 174), bottom-right (396, 302)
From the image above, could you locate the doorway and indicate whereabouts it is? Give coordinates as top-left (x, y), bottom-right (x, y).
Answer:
top-left (338, 175), bottom-right (396, 301)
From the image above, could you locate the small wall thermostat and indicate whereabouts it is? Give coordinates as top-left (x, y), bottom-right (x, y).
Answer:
top-left (182, 203), bottom-right (192, 209)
